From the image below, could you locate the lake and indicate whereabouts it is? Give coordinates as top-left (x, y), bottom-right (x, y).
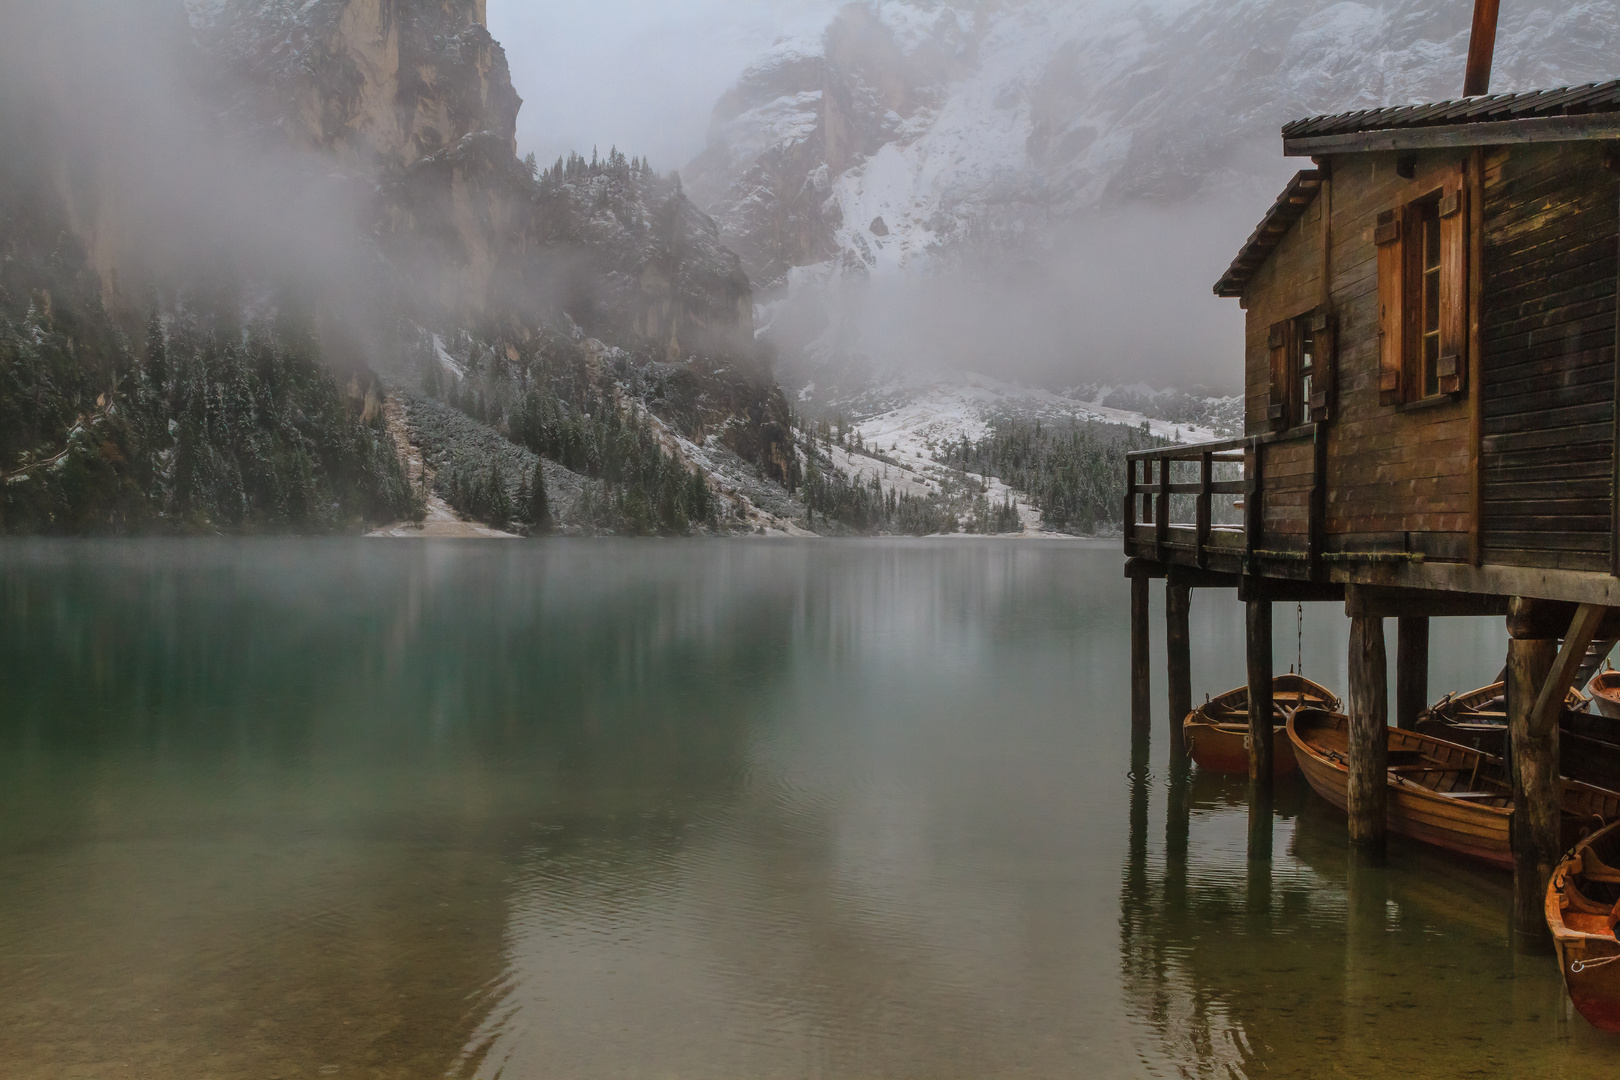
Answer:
top-left (0, 538), bottom-right (1610, 1078)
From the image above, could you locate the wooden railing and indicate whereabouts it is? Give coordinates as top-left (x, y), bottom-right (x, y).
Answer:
top-left (1124, 437), bottom-right (1251, 568)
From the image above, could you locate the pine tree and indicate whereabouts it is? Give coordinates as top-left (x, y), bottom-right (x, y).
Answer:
top-left (143, 312), bottom-right (167, 401)
top-left (528, 460), bottom-right (551, 533)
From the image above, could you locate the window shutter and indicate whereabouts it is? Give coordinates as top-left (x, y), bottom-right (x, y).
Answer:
top-left (1375, 209), bottom-right (1403, 406)
top-left (1309, 308), bottom-right (1335, 423)
top-left (1267, 322), bottom-right (1289, 431)
top-left (1437, 170), bottom-right (1468, 395)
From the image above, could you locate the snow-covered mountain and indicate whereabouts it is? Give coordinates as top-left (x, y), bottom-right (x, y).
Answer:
top-left (687, 0), bottom-right (1618, 400)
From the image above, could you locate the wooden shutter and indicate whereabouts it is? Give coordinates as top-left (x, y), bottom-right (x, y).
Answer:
top-left (1375, 209), bottom-right (1403, 406)
top-left (1267, 322), bottom-right (1289, 431)
top-left (1309, 308), bottom-right (1335, 423)
top-left (1436, 169), bottom-right (1468, 395)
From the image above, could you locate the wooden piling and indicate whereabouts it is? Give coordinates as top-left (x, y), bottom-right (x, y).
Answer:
top-left (1166, 576), bottom-right (1192, 753)
top-left (1395, 616), bottom-right (1430, 730)
top-left (1245, 597), bottom-right (1274, 789)
top-left (1346, 616), bottom-right (1388, 854)
top-left (1507, 634), bottom-right (1559, 947)
top-left (1131, 573), bottom-right (1151, 735)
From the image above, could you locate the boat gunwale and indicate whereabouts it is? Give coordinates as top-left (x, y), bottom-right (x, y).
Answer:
top-left (1287, 708), bottom-right (1515, 819)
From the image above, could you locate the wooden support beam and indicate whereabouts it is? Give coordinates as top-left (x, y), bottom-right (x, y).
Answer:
top-left (1347, 616), bottom-right (1388, 854)
top-left (1239, 577), bottom-right (1344, 603)
top-left (1346, 583), bottom-right (1507, 619)
top-left (1396, 616), bottom-right (1430, 730)
top-left (1166, 578), bottom-right (1191, 754)
top-left (1123, 558), bottom-right (1166, 580)
top-left (1168, 565), bottom-right (1239, 590)
top-left (1131, 573), bottom-right (1151, 735)
top-left (1246, 599), bottom-right (1274, 790)
top-left (1508, 635), bottom-right (1559, 946)
top-left (1507, 597), bottom-right (1620, 640)
top-left (1529, 603), bottom-right (1609, 738)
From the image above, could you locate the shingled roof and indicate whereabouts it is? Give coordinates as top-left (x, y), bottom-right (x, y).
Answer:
top-left (1213, 170), bottom-right (1322, 299)
top-left (1281, 80), bottom-right (1620, 154)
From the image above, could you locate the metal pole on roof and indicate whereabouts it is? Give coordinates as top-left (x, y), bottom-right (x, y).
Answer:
top-left (1463, 0), bottom-right (1500, 97)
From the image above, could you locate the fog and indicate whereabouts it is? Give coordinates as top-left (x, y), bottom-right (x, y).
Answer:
top-left (760, 205), bottom-right (1263, 392)
top-left (490, 0), bottom-right (1271, 393)
top-left (489, 0), bottom-right (843, 169)
top-left (0, 0), bottom-right (392, 353)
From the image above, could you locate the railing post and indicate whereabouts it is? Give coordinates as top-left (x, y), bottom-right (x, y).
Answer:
top-left (1124, 457), bottom-right (1138, 543)
top-left (1196, 451), bottom-right (1213, 569)
top-left (1155, 458), bottom-right (1170, 563)
top-left (1244, 439), bottom-right (1263, 567)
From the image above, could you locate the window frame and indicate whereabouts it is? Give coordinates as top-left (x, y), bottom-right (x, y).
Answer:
top-left (1266, 307), bottom-right (1334, 433)
top-left (1376, 164), bottom-right (1469, 408)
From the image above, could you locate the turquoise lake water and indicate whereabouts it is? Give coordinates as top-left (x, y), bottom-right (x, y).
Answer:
top-left (0, 538), bottom-right (1610, 1077)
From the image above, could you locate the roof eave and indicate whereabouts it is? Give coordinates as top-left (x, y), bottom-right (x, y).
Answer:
top-left (1284, 112), bottom-right (1620, 157)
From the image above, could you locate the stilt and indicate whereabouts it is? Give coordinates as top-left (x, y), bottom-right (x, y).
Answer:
top-left (1131, 573), bottom-right (1151, 735)
top-left (1507, 634), bottom-right (1559, 948)
top-left (1346, 615), bottom-right (1388, 855)
top-left (1395, 615), bottom-right (1430, 730)
top-left (1166, 574), bottom-right (1192, 753)
top-left (1245, 597), bottom-right (1274, 789)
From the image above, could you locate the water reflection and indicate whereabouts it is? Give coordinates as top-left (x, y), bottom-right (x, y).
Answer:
top-left (0, 540), bottom-right (1612, 1078)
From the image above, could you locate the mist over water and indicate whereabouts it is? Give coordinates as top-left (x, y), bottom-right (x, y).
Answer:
top-left (0, 539), bottom-right (1609, 1078)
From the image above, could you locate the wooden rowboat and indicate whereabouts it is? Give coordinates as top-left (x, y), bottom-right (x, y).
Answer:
top-left (1287, 709), bottom-right (1620, 870)
top-left (1548, 818), bottom-right (1620, 1032)
top-left (1182, 674), bottom-right (1340, 778)
top-left (1590, 669), bottom-right (1620, 720)
top-left (1416, 680), bottom-right (1618, 789)
top-left (1417, 680), bottom-right (1587, 731)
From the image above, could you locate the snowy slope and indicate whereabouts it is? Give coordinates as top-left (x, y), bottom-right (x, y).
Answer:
top-left (691, 0), bottom-right (1618, 395)
top-left (810, 371), bottom-right (1225, 534)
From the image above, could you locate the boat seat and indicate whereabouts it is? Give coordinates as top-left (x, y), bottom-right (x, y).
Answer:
top-left (1581, 846), bottom-right (1620, 885)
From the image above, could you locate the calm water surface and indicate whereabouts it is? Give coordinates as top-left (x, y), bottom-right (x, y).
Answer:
top-left (0, 538), bottom-right (1611, 1078)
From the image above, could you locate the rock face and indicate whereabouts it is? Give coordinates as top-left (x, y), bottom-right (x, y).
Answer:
top-left (210, 0), bottom-right (756, 358)
top-left (0, 0), bottom-right (795, 536)
top-left (687, 0), bottom-right (1619, 392)
top-left (218, 0), bottom-right (519, 166)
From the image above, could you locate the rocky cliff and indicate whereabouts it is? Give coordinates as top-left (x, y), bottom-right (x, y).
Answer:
top-left (0, 0), bottom-right (798, 535)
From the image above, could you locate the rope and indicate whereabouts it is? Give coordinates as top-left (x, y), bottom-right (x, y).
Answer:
top-left (1296, 602), bottom-right (1304, 678)
top-left (1571, 955), bottom-right (1620, 973)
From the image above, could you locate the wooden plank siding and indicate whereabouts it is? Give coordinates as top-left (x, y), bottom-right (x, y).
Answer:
top-left (1243, 152), bottom-right (1477, 557)
top-left (1478, 143), bottom-right (1619, 572)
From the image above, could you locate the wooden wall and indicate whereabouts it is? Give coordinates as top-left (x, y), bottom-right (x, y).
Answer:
top-left (1478, 142), bottom-right (1619, 572)
top-left (1242, 151), bottom-right (1477, 556)
top-left (1241, 181), bottom-right (1321, 546)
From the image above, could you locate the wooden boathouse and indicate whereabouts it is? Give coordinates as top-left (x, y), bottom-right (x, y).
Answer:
top-left (1123, 13), bottom-right (1620, 943)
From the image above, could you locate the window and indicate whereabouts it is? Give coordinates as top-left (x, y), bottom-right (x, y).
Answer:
top-left (1376, 167), bottom-right (1468, 406)
top-left (1266, 310), bottom-right (1333, 431)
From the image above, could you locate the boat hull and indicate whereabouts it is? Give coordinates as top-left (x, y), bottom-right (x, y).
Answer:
top-left (1182, 674), bottom-right (1337, 777)
top-left (1288, 712), bottom-right (1513, 868)
top-left (1590, 672), bottom-right (1620, 720)
top-left (1556, 935), bottom-right (1620, 1032)
top-left (1183, 722), bottom-right (1297, 777)
top-left (1547, 819), bottom-right (1620, 1033)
